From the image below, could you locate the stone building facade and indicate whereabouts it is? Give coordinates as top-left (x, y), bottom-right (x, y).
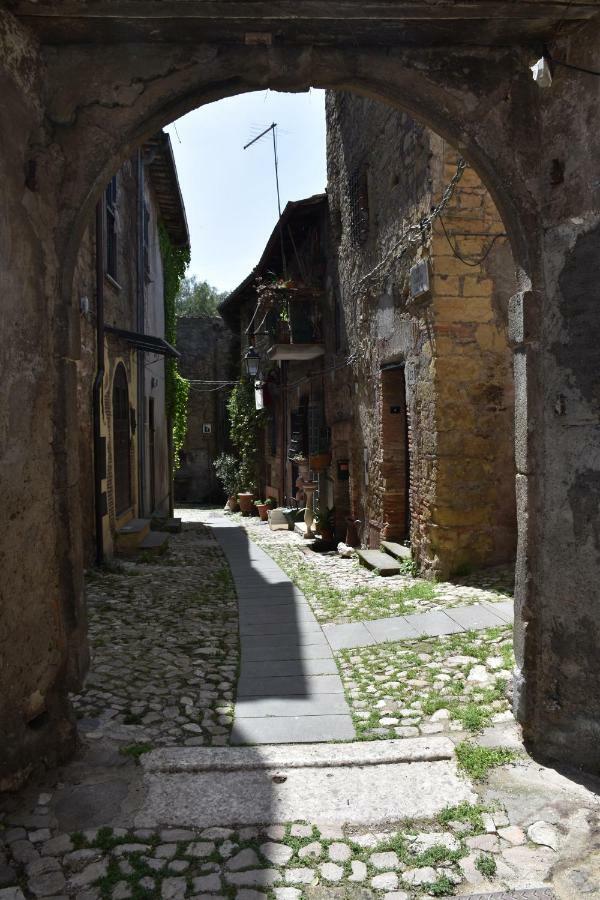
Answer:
top-left (325, 91), bottom-right (517, 578)
top-left (220, 195), bottom-right (331, 509)
top-left (74, 131), bottom-right (189, 563)
top-left (174, 315), bottom-right (238, 503)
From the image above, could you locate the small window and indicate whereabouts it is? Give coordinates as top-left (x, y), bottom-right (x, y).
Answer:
top-left (349, 164), bottom-right (369, 245)
top-left (105, 175), bottom-right (118, 281)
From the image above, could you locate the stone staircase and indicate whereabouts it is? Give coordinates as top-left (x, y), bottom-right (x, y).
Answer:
top-left (356, 539), bottom-right (412, 575)
top-left (114, 517), bottom-right (170, 557)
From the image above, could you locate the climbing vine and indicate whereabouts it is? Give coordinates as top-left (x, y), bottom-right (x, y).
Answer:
top-left (159, 222), bottom-right (191, 470)
top-left (226, 377), bottom-right (268, 490)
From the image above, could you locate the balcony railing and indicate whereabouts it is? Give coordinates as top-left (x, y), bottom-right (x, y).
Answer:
top-left (266, 288), bottom-right (325, 361)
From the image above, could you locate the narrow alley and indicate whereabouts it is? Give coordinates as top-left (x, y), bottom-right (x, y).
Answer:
top-left (1, 509), bottom-right (598, 900)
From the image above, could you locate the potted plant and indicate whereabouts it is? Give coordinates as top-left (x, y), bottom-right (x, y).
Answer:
top-left (238, 491), bottom-right (255, 516)
top-left (309, 451), bottom-right (331, 471)
top-left (254, 499), bottom-right (269, 521)
top-left (213, 453), bottom-right (241, 511)
top-left (314, 504), bottom-right (336, 543)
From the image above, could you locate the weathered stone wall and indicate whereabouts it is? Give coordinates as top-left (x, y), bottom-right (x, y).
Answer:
top-left (325, 91), bottom-right (516, 577)
top-left (175, 316), bottom-right (237, 503)
top-left (0, 9), bottom-right (87, 787)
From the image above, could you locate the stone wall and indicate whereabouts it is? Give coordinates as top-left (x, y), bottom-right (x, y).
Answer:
top-left (175, 316), bottom-right (238, 503)
top-left (325, 91), bottom-right (516, 577)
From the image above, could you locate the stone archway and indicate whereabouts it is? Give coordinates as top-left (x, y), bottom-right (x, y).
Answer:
top-left (1, 3), bottom-right (600, 786)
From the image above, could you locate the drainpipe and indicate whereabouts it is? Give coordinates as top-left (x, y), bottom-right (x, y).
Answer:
top-left (93, 201), bottom-right (105, 565)
top-left (136, 149), bottom-right (146, 516)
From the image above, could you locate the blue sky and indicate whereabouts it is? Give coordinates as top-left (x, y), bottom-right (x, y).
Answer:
top-left (165, 89), bottom-right (327, 294)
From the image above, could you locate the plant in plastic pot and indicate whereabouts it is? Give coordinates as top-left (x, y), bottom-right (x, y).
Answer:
top-left (314, 504), bottom-right (336, 543)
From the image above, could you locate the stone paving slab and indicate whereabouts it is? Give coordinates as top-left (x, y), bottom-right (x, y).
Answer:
top-left (137, 757), bottom-right (475, 825)
top-left (212, 523), bottom-right (355, 745)
top-left (446, 602), bottom-right (508, 629)
top-left (242, 644), bottom-right (335, 662)
top-left (461, 892), bottom-right (556, 899)
top-left (240, 658), bottom-right (340, 678)
top-left (230, 714), bottom-right (356, 745)
top-left (235, 694), bottom-right (351, 718)
top-left (143, 737), bottom-right (456, 771)
top-left (239, 620), bottom-right (324, 637)
top-left (322, 622), bottom-right (377, 651)
top-left (237, 674), bottom-right (345, 697)
top-left (324, 601), bottom-right (515, 650)
top-left (364, 615), bottom-right (421, 642)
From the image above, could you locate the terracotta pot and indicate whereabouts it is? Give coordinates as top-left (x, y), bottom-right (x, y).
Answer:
top-left (238, 492), bottom-right (254, 516)
top-left (319, 527), bottom-right (334, 543)
top-left (227, 495), bottom-right (240, 512)
top-left (255, 503), bottom-right (268, 521)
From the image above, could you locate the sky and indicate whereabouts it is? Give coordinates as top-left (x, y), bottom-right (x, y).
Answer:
top-left (164, 89), bottom-right (327, 294)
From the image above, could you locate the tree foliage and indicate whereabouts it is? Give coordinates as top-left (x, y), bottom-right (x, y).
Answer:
top-left (226, 378), bottom-right (268, 491)
top-left (175, 275), bottom-right (228, 317)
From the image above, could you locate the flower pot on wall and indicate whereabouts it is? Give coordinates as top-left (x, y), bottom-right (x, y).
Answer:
top-left (238, 492), bottom-right (254, 516)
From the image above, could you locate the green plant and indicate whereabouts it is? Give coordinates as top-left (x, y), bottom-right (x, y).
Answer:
top-left (227, 378), bottom-right (268, 490)
top-left (265, 498), bottom-right (276, 508)
top-left (398, 557), bottom-right (418, 576)
top-left (254, 499), bottom-right (266, 506)
top-left (429, 873), bottom-right (456, 896)
top-left (159, 222), bottom-right (191, 472)
top-left (119, 743), bottom-right (153, 763)
top-left (314, 504), bottom-right (335, 530)
top-left (455, 742), bottom-right (517, 780)
top-left (475, 853), bottom-right (497, 877)
top-left (214, 453), bottom-right (242, 497)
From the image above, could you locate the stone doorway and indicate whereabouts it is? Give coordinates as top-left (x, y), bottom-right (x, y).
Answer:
top-left (381, 364), bottom-right (410, 543)
top-left (112, 364), bottom-right (132, 517)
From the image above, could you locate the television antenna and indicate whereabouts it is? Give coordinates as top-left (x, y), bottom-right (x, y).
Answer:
top-left (244, 122), bottom-right (287, 278)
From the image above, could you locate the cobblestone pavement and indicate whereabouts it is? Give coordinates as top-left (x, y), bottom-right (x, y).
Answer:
top-left (0, 508), bottom-right (597, 900)
top-left (337, 626), bottom-right (514, 742)
top-left (72, 523), bottom-right (238, 748)
top-left (212, 511), bottom-right (513, 625)
top-left (4, 797), bottom-right (589, 900)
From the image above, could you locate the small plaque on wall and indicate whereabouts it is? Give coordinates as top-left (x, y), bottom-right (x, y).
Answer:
top-left (203, 424), bottom-right (212, 434)
top-left (337, 460), bottom-right (349, 481)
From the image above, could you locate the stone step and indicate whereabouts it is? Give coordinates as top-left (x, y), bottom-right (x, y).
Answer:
top-left (152, 516), bottom-right (182, 534)
top-left (381, 539), bottom-right (412, 561)
top-left (114, 517), bottom-right (151, 553)
top-left (138, 737), bottom-right (474, 827)
top-left (356, 548), bottom-right (401, 576)
top-left (138, 530), bottom-right (170, 556)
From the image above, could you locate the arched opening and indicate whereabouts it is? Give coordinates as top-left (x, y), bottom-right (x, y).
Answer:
top-left (112, 363), bottom-right (132, 518)
top-left (7, 0), bottom-right (600, 794)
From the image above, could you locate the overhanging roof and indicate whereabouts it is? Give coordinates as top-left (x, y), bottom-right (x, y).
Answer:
top-left (144, 131), bottom-right (190, 251)
top-left (105, 324), bottom-right (181, 358)
top-left (218, 193), bottom-right (327, 325)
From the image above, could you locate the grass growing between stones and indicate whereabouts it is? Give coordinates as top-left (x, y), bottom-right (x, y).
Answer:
top-left (336, 626), bottom-right (514, 740)
top-left (455, 742), bottom-right (518, 780)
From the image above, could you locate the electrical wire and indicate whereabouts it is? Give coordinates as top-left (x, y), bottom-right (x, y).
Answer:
top-left (438, 216), bottom-right (508, 267)
top-left (551, 57), bottom-right (600, 77)
top-left (358, 157), bottom-right (467, 286)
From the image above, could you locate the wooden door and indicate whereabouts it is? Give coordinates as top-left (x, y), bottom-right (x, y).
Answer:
top-left (113, 364), bottom-right (131, 516)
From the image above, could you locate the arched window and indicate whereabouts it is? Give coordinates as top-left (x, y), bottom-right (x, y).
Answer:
top-left (112, 363), bottom-right (131, 516)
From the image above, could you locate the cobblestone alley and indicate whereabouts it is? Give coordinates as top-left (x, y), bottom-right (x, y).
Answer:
top-left (1, 511), bottom-right (599, 900)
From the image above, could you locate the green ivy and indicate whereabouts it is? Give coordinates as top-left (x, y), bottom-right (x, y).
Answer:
top-left (226, 378), bottom-right (268, 491)
top-left (159, 222), bottom-right (190, 470)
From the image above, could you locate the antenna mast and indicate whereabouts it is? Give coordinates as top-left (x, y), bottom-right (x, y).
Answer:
top-left (244, 122), bottom-right (287, 278)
